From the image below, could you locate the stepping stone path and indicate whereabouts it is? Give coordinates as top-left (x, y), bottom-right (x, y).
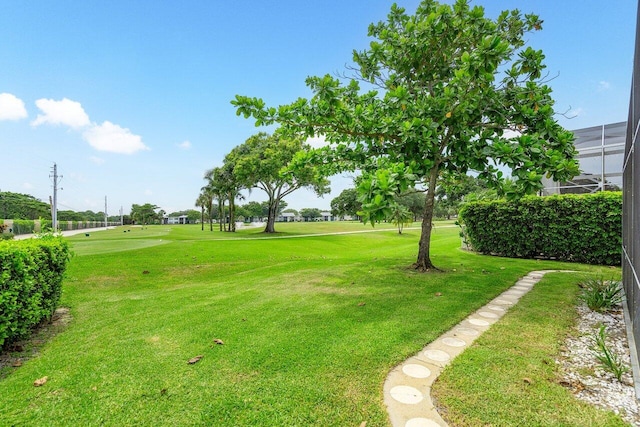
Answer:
top-left (383, 270), bottom-right (562, 426)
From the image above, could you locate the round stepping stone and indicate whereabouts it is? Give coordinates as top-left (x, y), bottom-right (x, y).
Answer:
top-left (487, 305), bottom-right (505, 312)
top-left (390, 385), bottom-right (423, 404)
top-left (455, 327), bottom-right (479, 336)
top-left (494, 299), bottom-right (514, 305)
top-left (479, 311), bottom-right (499, 319)
top-left (424, 349), bottom-right (450, 362)
top-left (405, 418), bottom-right (441, 427)
top-left (442, 337), bottom-right (466, 347)
top-left (468, 318), bottom-right (490, 326)
top-left (402, 364), bottom-right (431, 379)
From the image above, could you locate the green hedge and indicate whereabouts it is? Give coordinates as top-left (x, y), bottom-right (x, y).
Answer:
top-left (459, 192), bottom-right (622, 265)
top-left (11, 219), bottom-right (35, 235)
top-left (0, 234), bottom-right (72, 348)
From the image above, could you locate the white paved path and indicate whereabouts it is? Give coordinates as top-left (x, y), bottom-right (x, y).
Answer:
top-left (383, 270), bottom-right (572, 427)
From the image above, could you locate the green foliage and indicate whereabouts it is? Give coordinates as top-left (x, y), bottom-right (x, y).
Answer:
top-left (0, 234), bottom-right (71, 348)
top-left (233, 0), bottom-right (578, 269)
top-left (590, 324), bottom-right (629, 382)
top-left (330, 188), bottom-right (361, 219)
top-left (395, 190), bottom-right (426, 220)
top-left (224, 131), bottom-right (330, 233)
top-left (435, 173), bottom-right (487, 219)
top-left (579, 278), bottom-right (623, 312)
top-left (388, 203), bottom-right (413, 234)
top-left (130, 203), bottom-right (161, 225)
top-left (0, 191), bottom-right (50, 220)
top-left (11, 219), bottom-right (35, 235)
top-left (299, 208), bottom-right (322, 220)
top-left (459, 192), bottom-right (622, 265)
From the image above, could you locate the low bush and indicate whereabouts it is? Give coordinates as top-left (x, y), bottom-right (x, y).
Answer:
top-left (459, 192), bottom-right (622, 265)
top-left (10, 219), bottom-right (35, 236)
top-left (0, 234), bottom-right (72, 348)
top-left (579, 277), bottom-right (623, 312)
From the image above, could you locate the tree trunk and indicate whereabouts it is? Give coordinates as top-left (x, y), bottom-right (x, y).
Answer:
top-left (264, 198), bottom-right (278, 233)
top-left (201, 207), bottom-right (204, 231)
top-left (219, 199), bottom-right (225, 231)
top-left (229, 196), bottom-right (236, 232)
top-left (414, 167), bottom-right (439, 272)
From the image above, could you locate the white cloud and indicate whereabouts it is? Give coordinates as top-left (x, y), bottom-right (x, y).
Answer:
top-left (0, 93), bottom-right (28, 121)
top-left (31, 98), bottom-right (90, 129)
top-left (22, 182), bottom-right (34, 190)
top-left (89, 156), bottom-right (105, 165)
top-left (178, 140), bottom-right (192, 150)
top-left (598, 81), bottom-right (611, 92)
top-left (83, 121), bottom-right (149, 154)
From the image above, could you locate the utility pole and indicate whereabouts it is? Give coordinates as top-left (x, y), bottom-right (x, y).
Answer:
top-left (50, 163), bottom-right (61, 231)
top-left (104, 196), bottom-right (108, 227)
top-left (120, 206), bottom-right (123, 226)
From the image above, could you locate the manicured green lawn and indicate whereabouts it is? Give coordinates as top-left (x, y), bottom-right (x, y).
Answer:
top-left (0, 222), bottom-right (621, 426)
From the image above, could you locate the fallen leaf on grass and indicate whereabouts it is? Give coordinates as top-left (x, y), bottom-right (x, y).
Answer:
top-left (435, 292), bottom-right (442, 297)
top-left (142, 270), bottom-right (150, 275)
top-left (213, 339), bottom-right (224, 345)
top-left (12, 360), bottom-right (22, 367)
top-left (357, 302), bottom-right (366, 307)
top-left (360, 422), bottom-right (367, 427)
top-left (187, 355), bottom-right (203, 364)
top-left (33, 376), bottom-right (48, 387)
top-left (523, 377), bottom-right (532, 384)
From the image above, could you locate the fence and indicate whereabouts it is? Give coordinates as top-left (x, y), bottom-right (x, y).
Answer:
top-left (1, 219), bottom-right (121, 236)
top-left (623, 0), bottom-right (640, 396)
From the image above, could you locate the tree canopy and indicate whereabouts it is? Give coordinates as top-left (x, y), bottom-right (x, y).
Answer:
top-left (130, 203), bottom-right (161, 226)
top-left (224, 131), bottom-right (330, 233)
top-left (0, 191), bottom-right (50, 220)
top-left (330, 188), bottom-right (361, 219)
top-left (233, 0), bottom-right (579, 271)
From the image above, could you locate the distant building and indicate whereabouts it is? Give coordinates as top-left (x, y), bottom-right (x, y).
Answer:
top-left (277, 212), bottom-right (298, 222)
top-left (542, 121), bottom-right (625, 194)
top-left (320, 211), bottom-right (333, 221)
top-left (164, 215), bottom-right (189, 225)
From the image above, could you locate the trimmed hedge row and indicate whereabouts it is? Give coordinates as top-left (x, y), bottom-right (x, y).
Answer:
top-left (459, 192), bottom-right (622, 265)
top-left (0, 234), bottom-right (71, 348)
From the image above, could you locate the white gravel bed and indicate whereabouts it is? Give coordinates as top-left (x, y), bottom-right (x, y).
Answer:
top-left (558, 302), bottom-right (640, 426)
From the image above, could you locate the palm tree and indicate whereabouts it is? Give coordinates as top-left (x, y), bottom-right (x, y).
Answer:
top-left (389, 203), bottom-right (413, 234)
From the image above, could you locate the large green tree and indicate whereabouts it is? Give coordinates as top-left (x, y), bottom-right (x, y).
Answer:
top-left (233, 0), bottom-right (578, 270)
top-left (130, 203), bottom-right (161, 226)
top-left (225, 131), bottom-right (330, 233)
top-left (330, 188), bottom-right (361, 220)
top-left (434, 173), bottom-right (487, 219)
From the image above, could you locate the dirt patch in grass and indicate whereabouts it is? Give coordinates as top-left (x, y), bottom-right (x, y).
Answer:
top-left (0, 307), bottom-right (72, 379)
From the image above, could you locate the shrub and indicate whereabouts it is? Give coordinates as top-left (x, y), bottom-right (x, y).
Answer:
top-left (0, 234), bottom-right (71, 348)
top-left (590, 324), bottom-right (629, 382)
top-left (579, 278), bottom-right (623, 312)
top-left (11, 219), bottom-right (35, 236)
top-left (459, 192), bottom-right (622, 265)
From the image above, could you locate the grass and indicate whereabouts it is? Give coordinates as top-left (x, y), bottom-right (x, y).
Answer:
top-left (0, 221), bottom-right (624, 426)
top-left (432, 272), bottom-right (627, 426)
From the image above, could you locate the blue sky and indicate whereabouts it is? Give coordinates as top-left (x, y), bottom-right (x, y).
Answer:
top-left (0, 0), bottom-right (636, 216)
